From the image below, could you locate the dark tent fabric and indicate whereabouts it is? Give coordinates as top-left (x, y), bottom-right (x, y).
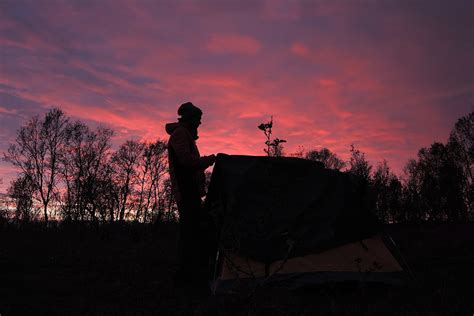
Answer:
top-left (203, 154), bottom-right (410, 291)
top-left (205, 154), bottom-right (381, 263)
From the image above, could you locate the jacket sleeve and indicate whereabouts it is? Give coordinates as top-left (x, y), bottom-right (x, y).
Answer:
top-left (169, 128), bottom-right (213, 169)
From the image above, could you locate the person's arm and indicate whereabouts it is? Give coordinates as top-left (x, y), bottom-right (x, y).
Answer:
top-left (169, 128), bottom-right (215, 169)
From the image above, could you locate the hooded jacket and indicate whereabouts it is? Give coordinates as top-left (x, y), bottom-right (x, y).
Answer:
top-left (165, 122), bottom-right (214, 205)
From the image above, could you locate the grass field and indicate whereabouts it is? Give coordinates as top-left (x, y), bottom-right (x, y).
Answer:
top-left (0, 222), bottom-right (473, 315)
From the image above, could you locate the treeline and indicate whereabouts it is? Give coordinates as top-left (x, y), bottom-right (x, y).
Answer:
top-left (292, 111), bottom-right (473, 223)
top-left (3, 108), bottom-right (176, 224)
top-left (3, 108), bottom-right (473, 224)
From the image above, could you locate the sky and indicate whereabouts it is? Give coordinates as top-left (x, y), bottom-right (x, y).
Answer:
top-left (0, 0), bottom-right (473, 192)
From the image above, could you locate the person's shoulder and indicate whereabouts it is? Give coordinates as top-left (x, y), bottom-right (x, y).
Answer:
top-left (171, 125), bottom-right (189, 135)
top-left (169, 126), bottom-right (192, 140)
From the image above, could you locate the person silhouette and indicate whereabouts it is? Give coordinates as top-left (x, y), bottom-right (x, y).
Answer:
top-left (165, 102), bottom-right (216, 291)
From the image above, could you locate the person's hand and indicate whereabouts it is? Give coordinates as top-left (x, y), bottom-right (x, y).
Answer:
top-left (208, 154), bottom-right (216, 166)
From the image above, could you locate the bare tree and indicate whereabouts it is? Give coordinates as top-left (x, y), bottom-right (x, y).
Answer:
top-left (401, 143), bottom-right (467, 222)
top-left (111, 140), bottom-right (144, 222)
top-left (372, 160), bottom-right (402, 223)
top-left (8, 174), bottom-right (36, 222)
top-left (160, 177), bottom-right (178, 222)
top-left (93, 163), bottom-right (119, 223)
top-left (3, 108), bottom-right (68, 224)
top-left (448, 111), bottom-right (473, 216)
top-left (60, 121), bottom-right (87, 220)
top-left (347, 144), bottom-right (372, 182)
top-left (305, 148), bottom-right (346, 170)
top-left (60, 121), bottom-right (114, 222)
top-left (399, 158), bottom-right (425, 222)
top-left (135, 140), bottom-right (167, 222)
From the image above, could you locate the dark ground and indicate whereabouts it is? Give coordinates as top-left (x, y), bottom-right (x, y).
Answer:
top-left (0, 222), bottom-right (473, 315)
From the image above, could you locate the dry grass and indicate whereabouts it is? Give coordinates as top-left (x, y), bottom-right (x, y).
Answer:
top-left (0, 222), bottom-right (473, 315)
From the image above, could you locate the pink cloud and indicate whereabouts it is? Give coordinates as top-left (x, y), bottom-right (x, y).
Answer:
top-left (0, 0), bottom-right (472, 190)
top-left (290, 42), bottom-right (310, 58)
top-left (318, 79), bottom-right (337, 88)
top-left (262, 0), bottom-right (301, 21)
top-left (0, 107), bottom-right (17, 114)
top-left (238, 112), bottom-right (264, 119)
top-left (207, 34), bottom-right (262, 55)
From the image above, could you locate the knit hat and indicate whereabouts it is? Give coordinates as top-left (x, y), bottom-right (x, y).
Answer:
top-left (178, 102), bottom-right (202, 121)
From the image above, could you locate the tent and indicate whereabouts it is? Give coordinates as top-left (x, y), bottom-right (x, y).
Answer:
top-left (204, 154), bottom-right (409, 292)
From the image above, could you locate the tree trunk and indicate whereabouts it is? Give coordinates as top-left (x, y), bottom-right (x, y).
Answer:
top-left (43, 204), bottom-right (49, 224)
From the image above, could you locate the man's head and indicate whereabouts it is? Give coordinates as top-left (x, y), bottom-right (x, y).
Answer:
top-left (178, 102), bottom-right (202, 129)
